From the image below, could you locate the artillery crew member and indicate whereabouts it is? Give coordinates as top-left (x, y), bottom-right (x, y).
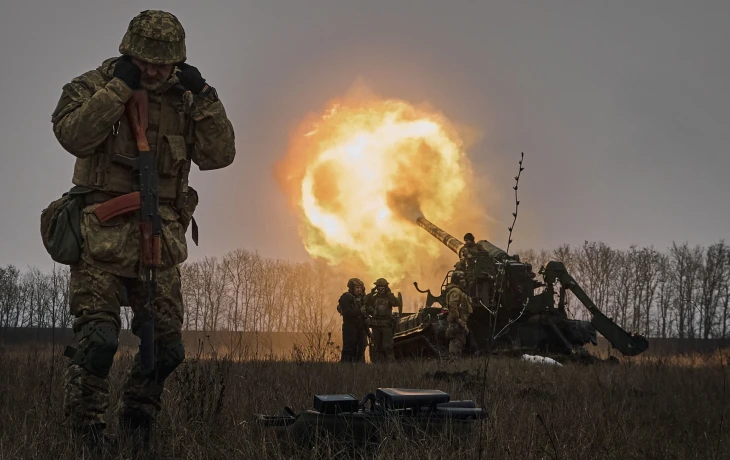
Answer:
top-left (456, 233), bottom-right (485, 297)
top-left (456, 233), bottom-right (480, 271)
top-left (338, 278), bottom-right (368, 363)
top-left (445, 271), bottom-right (473, 358)
top-left (363, 278), bottom-right (402, 362)
top-left (48, 10), bottom-right (236, 449)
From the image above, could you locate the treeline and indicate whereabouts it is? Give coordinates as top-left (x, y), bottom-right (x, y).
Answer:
top-left (1, 240), bottom-right (729, 339)
top-left (178, 249), bottom-right (338, 334)
top-left (0, 250), bottom-right (341, 335)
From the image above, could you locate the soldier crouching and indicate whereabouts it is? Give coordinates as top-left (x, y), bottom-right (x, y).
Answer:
top-left (48, 10), bottom-right (236, 450)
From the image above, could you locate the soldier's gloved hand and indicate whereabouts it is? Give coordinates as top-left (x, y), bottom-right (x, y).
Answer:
top-left (175, 62), bottom-right (207, 94)
top-left (113, 56), bottom-right (141, 90)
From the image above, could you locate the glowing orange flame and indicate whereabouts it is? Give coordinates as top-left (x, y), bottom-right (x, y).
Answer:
top-left (275, 88), bottom-right (485, 288)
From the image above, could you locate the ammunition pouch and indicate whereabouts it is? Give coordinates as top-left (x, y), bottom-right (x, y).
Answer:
top-left (80, 201), bottom-right (138, 265)
top-left (40, 186), bottom-right (90, 265)
top-left (159, 134), bottom-right (188, 178)
top-left (159, 206), bottom-right (189, 267)
top-left (68, 321), bottom-right (119, 378)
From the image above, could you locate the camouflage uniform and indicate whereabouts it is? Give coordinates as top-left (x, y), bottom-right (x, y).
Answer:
top-left (456, 232), bottom-right (481, 272)
top-left (363, 278), bottom-right (401, 363)
top-left (456, 234), bottom-right (483, 298)
top-left (338, 278), bottom-right (367, 363)
top-left (445, 273), bottom-right (472, 357)
top-left (50, 10), bottom-right (235, 442)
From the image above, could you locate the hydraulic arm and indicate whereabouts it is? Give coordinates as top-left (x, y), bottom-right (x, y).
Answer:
top-left (540, 261), bottom-right (649, 356)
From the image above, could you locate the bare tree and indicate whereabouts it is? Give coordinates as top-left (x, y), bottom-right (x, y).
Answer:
top-left (698, 241), bottom-right (729, 338)
top-left (574, 241), bottom-right (618, 321)
top-left (199, 256), bottom-right (229, 332)
top-left (669, 242), bottom-right (703, 338)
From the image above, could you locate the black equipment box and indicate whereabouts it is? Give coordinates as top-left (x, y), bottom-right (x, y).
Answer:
top-left (313, 394), bottom-right (359, 414)
top-left (376, 388), bottom-right (450, 409)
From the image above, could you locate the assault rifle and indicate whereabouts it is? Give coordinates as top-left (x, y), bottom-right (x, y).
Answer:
top-left (123, 90), bottom-right (160, 373)
top-left (93, 90), bottom-right (160, 372)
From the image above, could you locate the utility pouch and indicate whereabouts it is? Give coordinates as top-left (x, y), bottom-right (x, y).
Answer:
top-left (179, 186), bottom-right (198, 246)
top-left (40, 186), bottom-right (89, 265)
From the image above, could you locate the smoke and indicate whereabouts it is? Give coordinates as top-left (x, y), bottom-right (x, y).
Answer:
top-left (274, 80), bottom-right (498, 307)
top-left (387, 192), bottom-right (424, 222)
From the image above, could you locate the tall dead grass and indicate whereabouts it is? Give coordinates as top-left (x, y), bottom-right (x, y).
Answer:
top-left (0, 342), bottom-right (728, 459)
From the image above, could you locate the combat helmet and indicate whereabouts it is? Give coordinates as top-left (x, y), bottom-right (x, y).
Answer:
top-left (464, 233), bottom-right (475, 243)
top-left (374, 278), bottom-right (389, 287)
top-left (119, 10), bottom-right (186, 65)
top-left (347, 278), bottom-right (364, 291)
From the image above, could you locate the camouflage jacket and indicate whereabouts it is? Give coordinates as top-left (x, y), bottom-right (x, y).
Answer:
top-left (458, 242), bottom-right (481, 271)
top-left (364, 290), bottom-right (400, 327)
top-left (445, 283), bottom-right (472, 328)
top-left (337, 292), bottom-right (365, 323)
top-left (50, 57), bottom-right (236, 277)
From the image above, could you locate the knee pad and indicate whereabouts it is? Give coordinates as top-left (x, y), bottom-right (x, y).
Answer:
top-left (72, 322), bottom-right (119, 378)
top-left (155, 339), bottom-right (185, 383)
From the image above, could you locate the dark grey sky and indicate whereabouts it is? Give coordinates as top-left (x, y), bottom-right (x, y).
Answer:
top-left (1, 0), bottom-right (728, 271)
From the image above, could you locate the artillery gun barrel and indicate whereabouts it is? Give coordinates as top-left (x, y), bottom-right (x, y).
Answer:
top-left (417, 216), bottom-right (511, 262)
top-left (416, 216), bottom-right (464, 255)
top-left (476, 239), bottom-right (510, 262)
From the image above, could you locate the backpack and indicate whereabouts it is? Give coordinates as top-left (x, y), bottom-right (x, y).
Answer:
top-left (40, 186), bottom-right (89, 265)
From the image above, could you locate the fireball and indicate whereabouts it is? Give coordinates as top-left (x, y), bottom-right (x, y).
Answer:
top-left (275, 91), bottom-right (480, 286)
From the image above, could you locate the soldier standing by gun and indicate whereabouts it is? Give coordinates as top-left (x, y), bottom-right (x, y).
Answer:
top-left (363, 278), bottom-right (402, 363)
top-left (445, 271), bottom-right (473, 358)
top-left (456, 233), bottom-right (480, 270)
top-left (456, 232), bottom-right (488, 297)
top-left (337, 278), bottom-right (368, 362)
top-left (49, 10), bottom-right (236, 451)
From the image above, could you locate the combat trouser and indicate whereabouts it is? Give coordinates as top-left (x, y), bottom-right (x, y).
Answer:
top-left (341, 321), bottom-right (367, 363)
top-left (63, 261), bottom-right (185, 434)
top-left (446, 323), bottom-right (467, 358)
top-left (369, 325), bottom-right (394, 363)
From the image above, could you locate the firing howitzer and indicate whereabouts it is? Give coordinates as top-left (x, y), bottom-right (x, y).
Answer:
top-left (404, 216), bottom-right (649, 357)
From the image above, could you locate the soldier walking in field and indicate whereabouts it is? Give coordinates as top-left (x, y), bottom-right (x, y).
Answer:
top-left (337, 278), bottom-right (368, 362)
top-left (48, 10), bottom-right (236, 450)
top-left (444, 271), bottom-right (473, 358)
top-left (363, 278), bottom-right (402, 362)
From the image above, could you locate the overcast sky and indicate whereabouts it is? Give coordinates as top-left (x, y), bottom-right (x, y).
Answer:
top-left (1, 0), bottom-right (728, 272)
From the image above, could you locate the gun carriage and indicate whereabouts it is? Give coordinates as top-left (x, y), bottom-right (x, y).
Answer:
top-left (392, 217), bottom-right (649, 359)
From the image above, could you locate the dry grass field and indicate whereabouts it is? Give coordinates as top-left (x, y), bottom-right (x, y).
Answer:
top-left (0, 342), bottom-right (728, 460)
